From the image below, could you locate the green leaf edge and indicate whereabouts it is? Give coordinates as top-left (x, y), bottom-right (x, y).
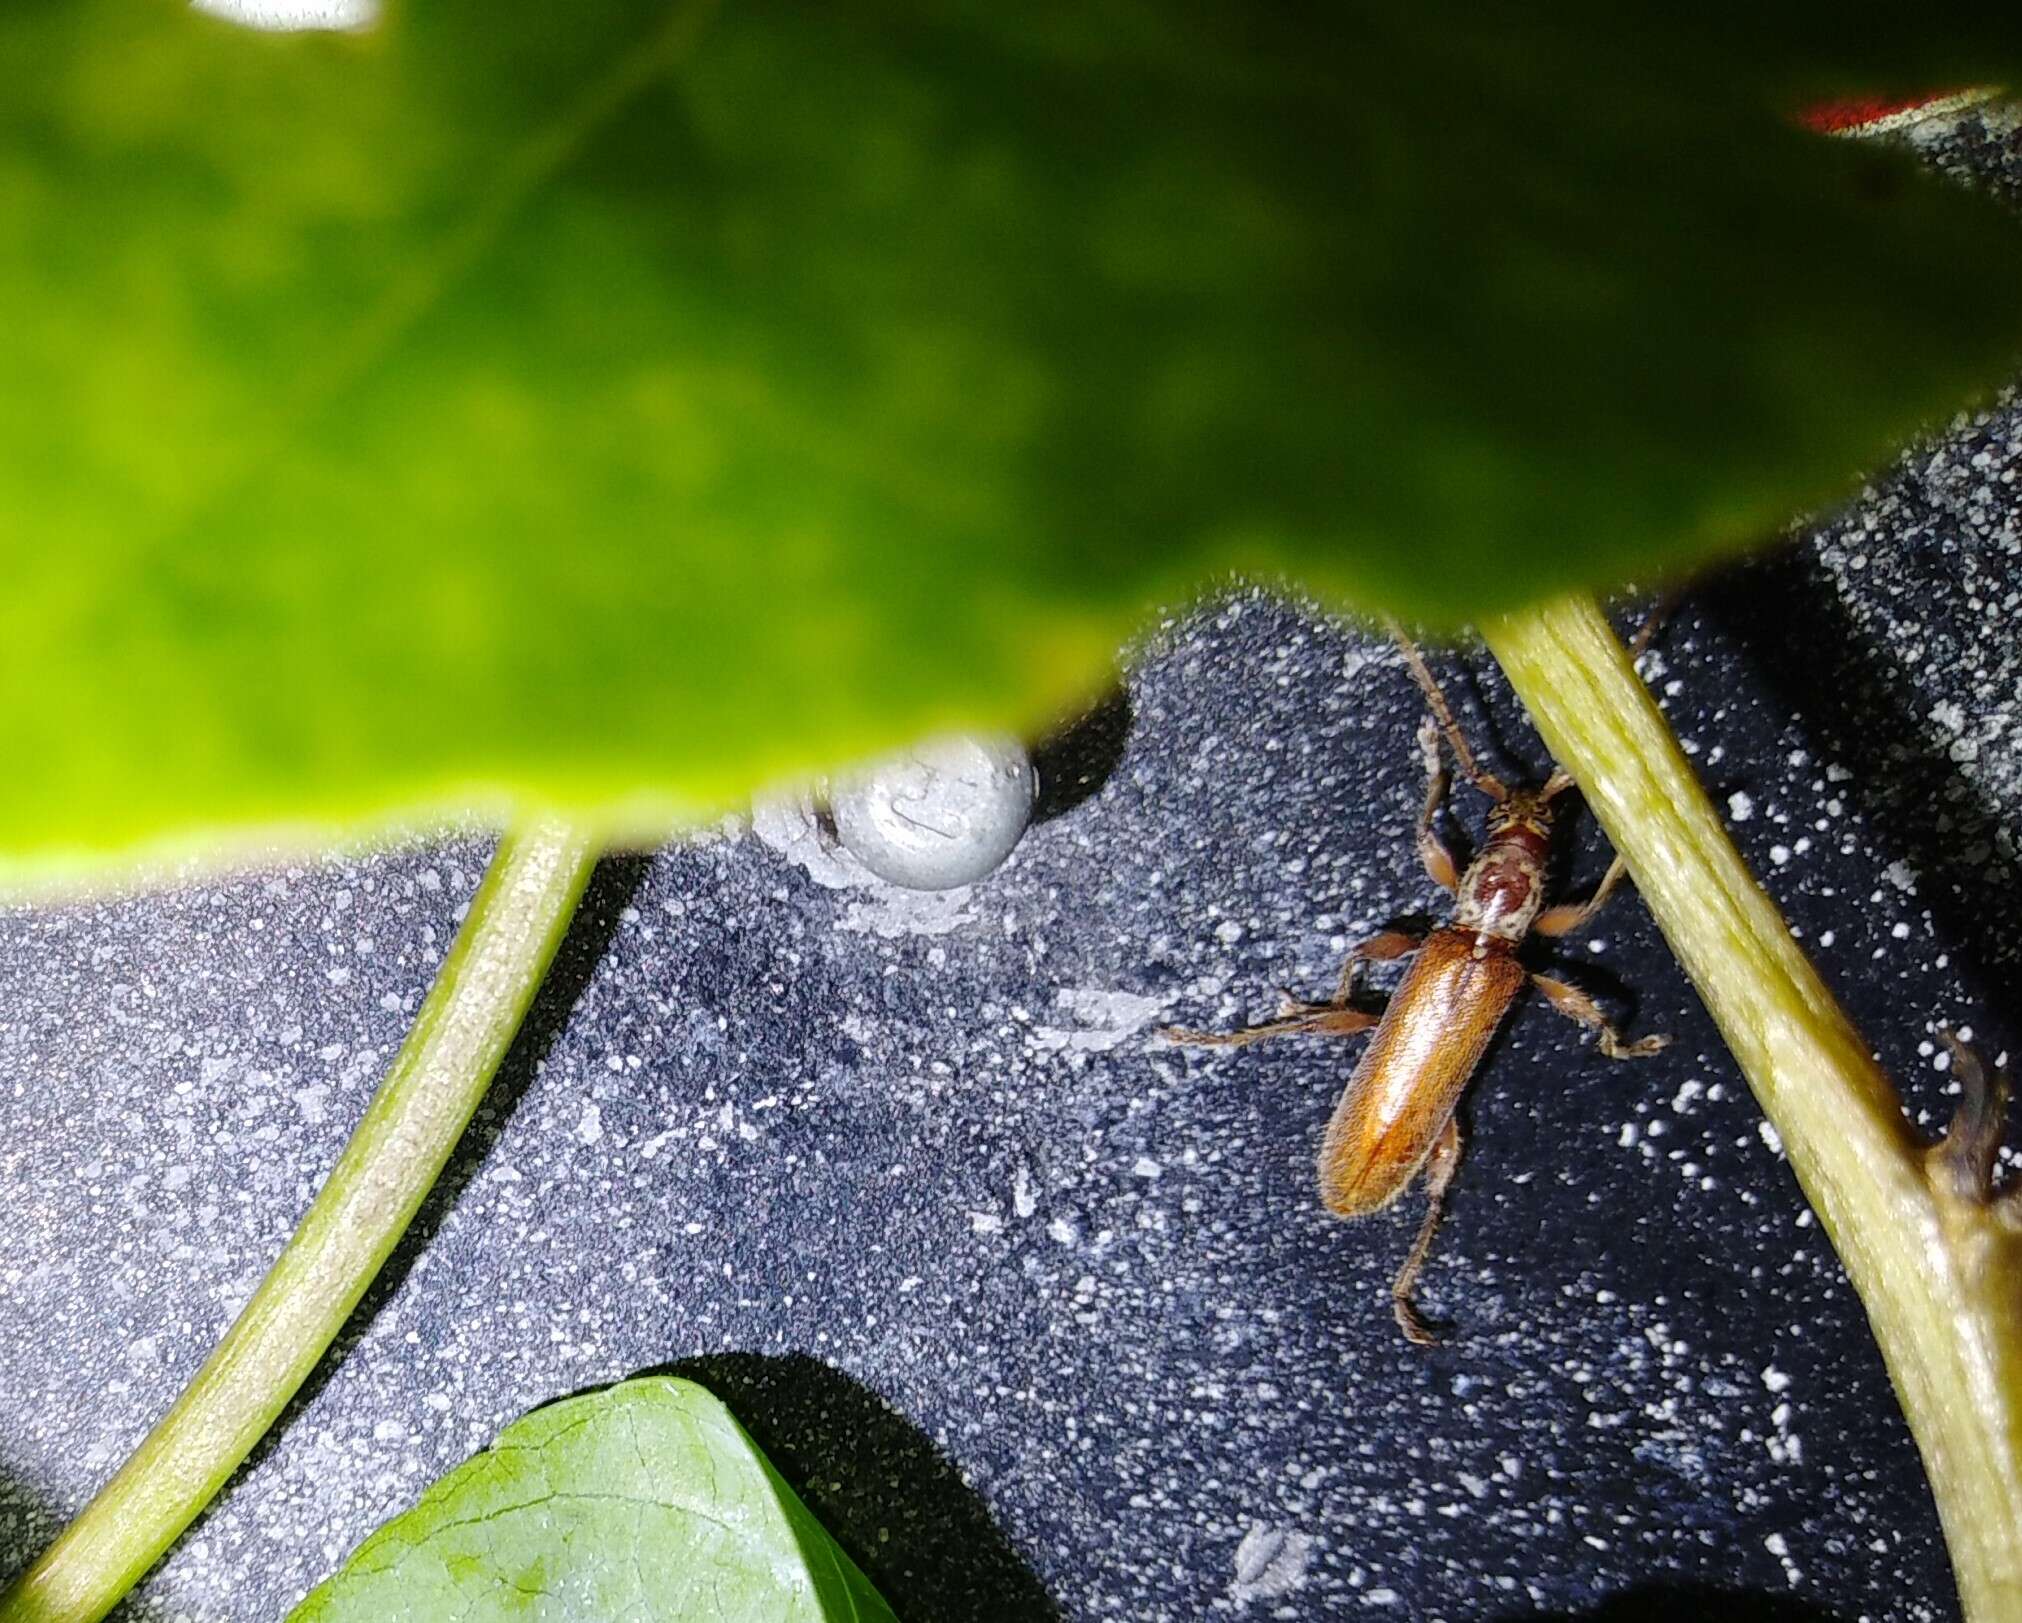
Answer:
top-left (286, 1375), bottom-right (898, 1623)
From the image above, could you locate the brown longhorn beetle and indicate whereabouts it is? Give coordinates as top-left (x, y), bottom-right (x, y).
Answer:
top-left (1166, 627), bottom-right (1669, 1345)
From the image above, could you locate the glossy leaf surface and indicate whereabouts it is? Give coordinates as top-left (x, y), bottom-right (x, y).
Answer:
top-left (287, 1377), bottom-right (895, 1621)
top-left (6, 2), bottom-right (2021, 876)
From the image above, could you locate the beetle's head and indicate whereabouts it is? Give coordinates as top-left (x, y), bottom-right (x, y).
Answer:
top-left (1484, 788), bottom-right (1556, 841)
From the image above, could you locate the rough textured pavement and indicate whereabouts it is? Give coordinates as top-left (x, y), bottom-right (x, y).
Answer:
top-left (3, 104), bottom-right (2021, 1623)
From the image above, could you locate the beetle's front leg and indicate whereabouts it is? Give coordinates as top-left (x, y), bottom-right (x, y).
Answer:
top-left (1414, 715), bottom-right (1462, 895)
top-left (1393, 1114), bottom-right (1463, 1346)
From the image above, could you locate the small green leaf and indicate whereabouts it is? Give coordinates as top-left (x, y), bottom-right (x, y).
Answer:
top-left (287, 1377), bottom-right (897, 1623)
top-left (6, 3), bottom-right (2022, 879)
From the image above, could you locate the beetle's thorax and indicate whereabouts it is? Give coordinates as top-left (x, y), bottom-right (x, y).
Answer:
top-left (1455, 794), bottom-right (1554, 945)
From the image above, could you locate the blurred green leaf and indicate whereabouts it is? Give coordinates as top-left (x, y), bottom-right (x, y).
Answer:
top-left (5, 1), bottom-right (2022, 877)
top-left (287, 1377), bottom-right (897, 1622)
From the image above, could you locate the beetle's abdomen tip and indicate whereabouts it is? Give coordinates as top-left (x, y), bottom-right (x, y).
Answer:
top-left (1317, 1168), bottom-right (1404, 1219)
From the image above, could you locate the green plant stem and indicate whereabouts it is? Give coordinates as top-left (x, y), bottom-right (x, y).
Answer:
top-left (0, 818), bottom-right (598, 1623)
top-left (1484, 592), bottom-right (2022, 1623)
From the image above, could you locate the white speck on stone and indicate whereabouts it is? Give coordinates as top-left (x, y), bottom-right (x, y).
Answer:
top-left (1031, 987), bottom-right (1171, 1054)
top-left (839, 887), bottom-right (977, 938)
top-left (575, 1102), bottom-right (604, 1146)
top-left (1228, 1525), bottom-right (1314, 1606)
top-left (372, 1419), bottom-right (405, 1443)
top-left (1769, 844), bottom-right (1791, 866)
top-left (1131, 1156), bottom-right (1163, 1180)
top-left (1728, 792), bottom-right (1755, 823)
top-left (968, 1211), bottom-right (1004, 1235)
top-left (1012, 1164), bottom-right (1038, 1219)
top-left (1885, 860), bottom-right (1919, 894)
top-left (1759, 1121), bottom-right (1784, 1156)
top-left (292, 1085), bottom-right (330, 1125)
top-left (1763, 1365), bottom-right (1792, 1394)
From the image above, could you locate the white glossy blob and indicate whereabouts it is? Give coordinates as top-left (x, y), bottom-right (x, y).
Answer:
top-left (828, 734), bottom-right (1036, 891)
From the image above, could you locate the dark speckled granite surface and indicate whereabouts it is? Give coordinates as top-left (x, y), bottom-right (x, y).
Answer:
top-left (3, 104), bottom-right (2021, 1623)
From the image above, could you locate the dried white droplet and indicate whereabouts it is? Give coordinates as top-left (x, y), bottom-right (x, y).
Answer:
top-left (1229, 1525), bottom-right (1314, 1605)
top-left (828, 734), bottom-right (1036, 890)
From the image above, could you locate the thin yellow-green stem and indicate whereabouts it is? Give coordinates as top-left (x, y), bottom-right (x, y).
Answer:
top-left (0, 818), bottom-right (598, 1623)
top-left (1484, 592), bottom-right (2022, 1623)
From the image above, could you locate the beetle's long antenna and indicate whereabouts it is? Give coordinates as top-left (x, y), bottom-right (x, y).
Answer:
top-left (1388, 625), bottom-right (1508, 802)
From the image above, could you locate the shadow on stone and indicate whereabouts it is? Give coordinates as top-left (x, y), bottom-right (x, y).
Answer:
top-left (1705, 553), bottom-right (2022, 1055)
top-left (1032, 684), bottom-right (1133, 825)
top-left (1505, 1583), bottom-right (1839, 1621)
top-left (662, 1351), bottom-right (1060, 1623)
top-left (0, 1465), bottom-right (56, 1592)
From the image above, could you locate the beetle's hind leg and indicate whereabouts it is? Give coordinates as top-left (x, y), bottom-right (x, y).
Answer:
top-left (1393, 1115), bottom-right (1464, 1346)
top-left (1532, 972), bottom-right (1668, 1059)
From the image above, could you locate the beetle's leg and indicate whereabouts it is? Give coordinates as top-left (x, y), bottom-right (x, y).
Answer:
top-left (1328, 926), bottom-right (1423, 1005)
top-left (1393, 1115), bottom-right (1463, 1347)
top-left (1414, 716), bottom-right (1462, 895)
top-left (1163, 1004), bottom-right (1378, 1048)
top-left (1165, 927), bottom-right (1412, 1043)
top-left (1388, 625), bottom-right (1508, 802)
top-left (1531, 972), bottom-right (1669, 1059)
top-left (1532, 855), bottom-right (1629, 937)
